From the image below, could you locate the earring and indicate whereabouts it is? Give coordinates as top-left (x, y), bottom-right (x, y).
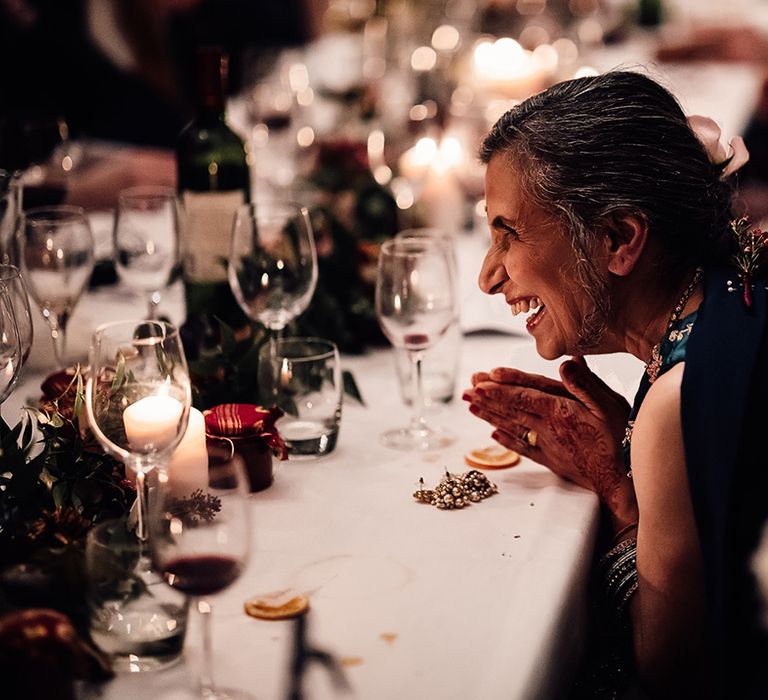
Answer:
top-left (413, 470), bottom-right (498, 510)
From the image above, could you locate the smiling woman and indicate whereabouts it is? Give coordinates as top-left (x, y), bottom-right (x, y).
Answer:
top-left (463, 71), bottom-right (768, 698)
top-left (481, 159), bottom-right (590, 360)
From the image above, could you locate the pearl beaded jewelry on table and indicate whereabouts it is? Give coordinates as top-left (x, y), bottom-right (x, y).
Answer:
top-left (413, 469), bottom-right (498, 510)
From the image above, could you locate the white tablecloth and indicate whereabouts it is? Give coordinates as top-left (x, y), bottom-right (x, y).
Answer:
top-left (6, 275), bottom-right (650, 700)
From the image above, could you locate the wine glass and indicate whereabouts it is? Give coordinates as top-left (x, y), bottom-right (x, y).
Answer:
top-left (228, 202), bottom-right (318, 351)
top-left (0, 287), bottom-right (22, 432)
top-left (393, 228), bottom-right (461, 407)
top-left (21, 205), bottom-right (95, 368)
top-left (375, 237), bottom-right (456, 450)
top-left (85, 320), bottom-right (192, 547)
top-left (1, 169), bottom-right (22, 266)
top-left (0, 265), bottom-right (34, 369)
top-left (114, 187), bottom-right (180, 319)
top-left (150, 446), bottom-right (251, 699)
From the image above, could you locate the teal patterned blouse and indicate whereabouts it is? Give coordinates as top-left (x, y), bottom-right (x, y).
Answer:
top-left (623, 309), bottom-right (699, 474)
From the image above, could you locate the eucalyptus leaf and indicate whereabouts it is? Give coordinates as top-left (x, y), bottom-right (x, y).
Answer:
top-left (342, 370), bottom-right (365, 406)
top-left (219, 317), bottom-right (237, 356)
top-left (111, 351), bottom-right (126, 392)
top-left (51, 481), bottom-right (67, 509)
top-left (73, 369), bottom-right (85, 419)
top-left (49, 412), bottom-right (64, 429)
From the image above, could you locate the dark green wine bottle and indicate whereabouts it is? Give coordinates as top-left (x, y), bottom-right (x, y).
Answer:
top-left (177, 46), bottom-right (250, 355)
top-left (637, 0), bottom-right (663, 27)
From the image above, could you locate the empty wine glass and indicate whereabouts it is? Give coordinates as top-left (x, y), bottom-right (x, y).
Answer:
top-left (393, 228), bottom-right (461, 407)
top-left (21, 205), bottom-right (94, 368)
top-left (114, 187), bottom-right (180, 318)
top-left (0, 264), bottom-right (34, 369)
top-left (228, 202), bottom-right (317, 348)
top-left (0, 287), bottom-right (22, 430)
top-left (85, 320), bottom-right (192, 547)
top-left (150, 445), bottom-right (251, 699)
top-left (375, 237), bottom-right (456, 450)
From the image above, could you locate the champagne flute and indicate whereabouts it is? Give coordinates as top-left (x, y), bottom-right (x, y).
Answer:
top-left (0, 264), bottom-right (34, 369)
top-left (114, 187), bottom-right (180, 318)
top-left (375, 238), bottom-right (456, 450)
top-left (228, 202), bottom-right (318, 351)
top-left (21, 205), bottom-right (95, 368)
top-left (150, 446), bottom-right (252, 699)
top-left (85, 320), bottom-right (192, 547)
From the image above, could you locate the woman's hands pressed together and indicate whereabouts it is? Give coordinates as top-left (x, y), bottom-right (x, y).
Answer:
top-left (463, 357), bottom-right (638, 526)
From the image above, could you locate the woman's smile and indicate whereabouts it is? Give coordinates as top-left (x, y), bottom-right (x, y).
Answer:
top-left (480, 155), bottom-right (591, 359)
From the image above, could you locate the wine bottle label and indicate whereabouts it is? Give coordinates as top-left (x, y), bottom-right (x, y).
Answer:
top-left (181, 190), bottom-right (245, 282)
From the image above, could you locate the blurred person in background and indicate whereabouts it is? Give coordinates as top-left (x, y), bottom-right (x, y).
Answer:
top-left (0, 0), bottom-right (321, 209)
top-left (658, 24), bottom-right (768, 218)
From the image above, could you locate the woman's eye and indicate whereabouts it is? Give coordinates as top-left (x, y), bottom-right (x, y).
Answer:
top-left (502, 224), bottom-right (519, 239)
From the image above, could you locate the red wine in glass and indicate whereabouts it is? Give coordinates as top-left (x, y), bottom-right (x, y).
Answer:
top-left (404, 333), bottom-right (429, 350)
top-left (162, 554), bottom-right (243, 597)
top-left (151, 448), bottom-right (251, 698)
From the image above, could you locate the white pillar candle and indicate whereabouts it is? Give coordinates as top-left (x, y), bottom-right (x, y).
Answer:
top-left (123, 395), bottom-right (183, 452)
top-left (166, 407), bottom-right (208, 497)
top-left (420, 168), bottom-right (465, 235)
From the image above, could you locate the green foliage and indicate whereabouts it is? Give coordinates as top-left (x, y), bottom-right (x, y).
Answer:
top-left (290, 205), bottom-right (385, 354)
top-left (0, 397), bottom-right (133, 635)
top-left (189, 318), bottom-right (366, 410)
top-left (342, 370), bottom-right (365, 406)
top-left (295, 137), bottom-right (401, 353)
top-left (0, 410), bottom-right (132, 567)
top-left (188, 318), bottom-right (270, 410)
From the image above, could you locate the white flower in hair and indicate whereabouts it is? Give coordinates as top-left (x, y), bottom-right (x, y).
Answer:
top-left (687, 115), bottom-right (750, 178)
top-left (752, 521), bottom-right (768, 626)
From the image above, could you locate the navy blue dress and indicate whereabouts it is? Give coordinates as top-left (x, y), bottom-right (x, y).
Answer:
top-left (681, 266), bottom-right (768, 697)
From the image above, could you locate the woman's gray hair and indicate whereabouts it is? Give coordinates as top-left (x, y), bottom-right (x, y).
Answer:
top-left (480, 71), bottom-right (733, 347)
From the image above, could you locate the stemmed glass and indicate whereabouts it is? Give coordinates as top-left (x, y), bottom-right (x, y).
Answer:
top-left (0, 287), bottom-right (22, 431)
top-left (1, 169), bottom-right (22, 266)
top-left (21, 205), bottom-right (95, 368)
top-left (393, 228), bottom-right (461, 406)
top-left (85, 320), bottom-right (192, 547)
top-left (228, 202), bottom-right (318, 352)
top-left (0, 265), bottom-right (33, 369)
top-left (114, 187), bottom-right (180, 319)
top-left (375, 237), bottom-right (456, 450)
top-left (150, 446), bottom-right (251, 699)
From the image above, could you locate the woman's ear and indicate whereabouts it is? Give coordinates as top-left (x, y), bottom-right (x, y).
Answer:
top-left (603, 214), bottom-right (649, 276)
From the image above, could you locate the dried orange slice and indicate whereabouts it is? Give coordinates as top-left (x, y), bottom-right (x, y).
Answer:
top-left (244, 592), bottom-right (309, 620)
top-left (464, 445), bottom-right (520, 469)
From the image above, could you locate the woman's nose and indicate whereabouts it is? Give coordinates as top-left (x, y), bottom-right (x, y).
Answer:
top-left (478, 249), bottom-right (506, 295)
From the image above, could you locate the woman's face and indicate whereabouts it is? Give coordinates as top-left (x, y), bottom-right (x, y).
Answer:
top-left (479, 154), bottom-right (599, 360)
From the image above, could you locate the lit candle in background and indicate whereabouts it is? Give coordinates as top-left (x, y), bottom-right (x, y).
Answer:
top-left (399, 135), bottom-right (467, 234)
top-left (471, 37), bottom-right (555, 100)
top-left (420, 167), bottom-right (464, 235)
top-left (280, 357), bottom-right (292, 387)
top-left (166, 407), bottom-right (208, 496)
top-left (398, 136), bottom-right (438, 181)
top-left (123, 395), bottom-right (183, 452)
